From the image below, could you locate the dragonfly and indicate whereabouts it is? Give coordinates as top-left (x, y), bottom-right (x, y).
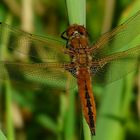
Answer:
top-left (1, 10), bottom-right (140, 135)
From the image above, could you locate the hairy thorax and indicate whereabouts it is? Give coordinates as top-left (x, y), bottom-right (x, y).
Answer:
top-left (67, 36), bottom-right (92, 67)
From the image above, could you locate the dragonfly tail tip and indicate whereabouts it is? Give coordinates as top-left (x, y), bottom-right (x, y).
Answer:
top-left (91, 128), bottom-right (96, 135)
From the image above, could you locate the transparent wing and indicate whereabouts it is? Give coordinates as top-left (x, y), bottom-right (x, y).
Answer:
top-left (91, 45), bottom-right (140, 84)
top-left (0, 61), bottom-right (77, 90)
top-left (0, 22), bottom-right (69, 62)
top-left (91, 10), bottom-right (140, 56)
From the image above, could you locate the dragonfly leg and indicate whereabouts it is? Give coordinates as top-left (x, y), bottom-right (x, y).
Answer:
top-left (64, 50), bottom-right (74, 55)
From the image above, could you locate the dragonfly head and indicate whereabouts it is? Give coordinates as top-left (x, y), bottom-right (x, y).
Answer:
top-left (67, 24), bottom-right (88, 38)
top-left (61, 24), bottom-right (88, 40)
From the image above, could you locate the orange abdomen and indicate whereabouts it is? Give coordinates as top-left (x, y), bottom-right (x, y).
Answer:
top-left (77, 67), bottom-right (96, 135)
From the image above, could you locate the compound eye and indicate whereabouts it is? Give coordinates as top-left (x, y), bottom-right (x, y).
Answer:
top-left (79, 30), bottom-right (84, 35)
top-left (78, 26), bottom-right (87, 36)
top-left (70, 31), bottom-right (75, 36)
top-left (67, 28), bottom-right (75, 37)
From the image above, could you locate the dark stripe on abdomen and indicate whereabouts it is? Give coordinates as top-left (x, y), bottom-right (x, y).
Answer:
top-left (85, 81), bottom-right (95, 130)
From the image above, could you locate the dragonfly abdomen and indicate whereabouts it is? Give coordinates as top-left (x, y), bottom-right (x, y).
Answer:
top-left (77, 67), bottom-right (96, 135)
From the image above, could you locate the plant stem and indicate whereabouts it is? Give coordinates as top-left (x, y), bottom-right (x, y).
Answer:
top-left (1, 14), bottom-right (15, 140)
top-left (65, 0), bottom-right (91, 139)
top-left (66, 0), bottom-right (86, 26)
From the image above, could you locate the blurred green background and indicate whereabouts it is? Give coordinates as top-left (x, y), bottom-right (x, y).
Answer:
top-left (0, 0), bottom-right (140, 140)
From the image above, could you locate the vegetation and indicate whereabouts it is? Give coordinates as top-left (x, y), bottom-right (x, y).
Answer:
top-left (0, 0), bottom-right (140, 140)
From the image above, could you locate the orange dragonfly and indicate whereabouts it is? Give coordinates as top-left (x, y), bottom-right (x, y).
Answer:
top-left (1, 10), bottom-right (140, 135)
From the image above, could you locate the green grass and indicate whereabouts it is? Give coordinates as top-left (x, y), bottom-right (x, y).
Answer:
top-left (0, 13), bottom-right (15, 140)
top-left (66, 0), bottom-right (86, 26)
top-left (0, 130), bottom-right (7, 140)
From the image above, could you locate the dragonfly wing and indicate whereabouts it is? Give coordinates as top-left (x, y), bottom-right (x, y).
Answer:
top-left (91, 45), bottom-right (140, 84)
top-left (0, 61), bottom-right (77, 90)
top-left (0, 22), bottom-right (69, 62)
top-left (91, 10), bottom-right (140, 56)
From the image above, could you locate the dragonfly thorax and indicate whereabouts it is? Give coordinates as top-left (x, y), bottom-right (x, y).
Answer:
top-left (65, 25), bottom-right (92, 68)
top-left (72, 50), bottom-right (92, 67)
